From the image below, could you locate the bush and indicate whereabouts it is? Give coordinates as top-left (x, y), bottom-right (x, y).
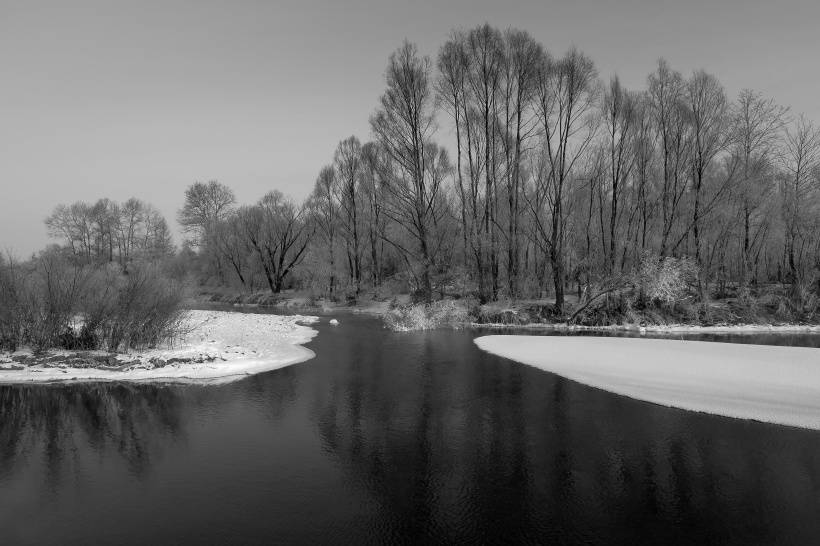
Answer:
top-left (0, 253), bottom-right (186, 353)
top-left (636, 253), bottom-right (698, 306)
top-left (383, 299), bottom-right (468, 331)
top-left (0, 255), bottom-right (22, 351)
top-left (82, 262), bottom-right (187, 351)
top-left (567, 253), bottom-right (700, 326)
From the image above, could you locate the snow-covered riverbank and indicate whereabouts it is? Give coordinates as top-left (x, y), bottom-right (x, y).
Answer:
top-left (473, 322), bottom-right (820, 334)
top-left (0, 310), bottom-right (319, 384)
top-left (475, 335), bottom-right (820, 430)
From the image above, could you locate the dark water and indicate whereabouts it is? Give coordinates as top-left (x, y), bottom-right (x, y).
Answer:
top-left (2, 313), bottom-right (820, 545)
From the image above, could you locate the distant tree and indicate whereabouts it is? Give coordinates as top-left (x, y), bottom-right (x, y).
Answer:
top-left (212, 214), bottom-right (249, 287)
top-left (238, 191), bottom-right (313, 294)
top-left (178, 180), bottom-right (236, 246)
top-left (45, 198), bottom-right (173, 265)
top-left (178, 180), bottom-right (236, 283)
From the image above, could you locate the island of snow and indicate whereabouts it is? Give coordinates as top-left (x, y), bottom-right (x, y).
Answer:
top-left (0, 310), bottom-right (318, 384)
top-left (475, 335), bottom-right (820, 430)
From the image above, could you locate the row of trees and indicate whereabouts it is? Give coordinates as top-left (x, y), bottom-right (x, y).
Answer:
top-left (176, 181), bottom-right (312, 295)
top-left (182, 25), bottom-right (820, 313)
top-left (45, 198), bottom-right (174, 264)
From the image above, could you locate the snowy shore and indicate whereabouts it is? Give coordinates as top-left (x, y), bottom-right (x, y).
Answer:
top-left (0, 310), bottom-right (319, 384)
top-left (473, 322), bottom-right (820, 334)
top-left (475, 335), bottom-right (820, 430)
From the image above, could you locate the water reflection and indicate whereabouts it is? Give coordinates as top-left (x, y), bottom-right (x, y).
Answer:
top-left (309, 318), bottom-right (820, 544)
top-left (0, 383), bottom-right (187, 483)
top-left (1, 312), bottom-right (819, 544)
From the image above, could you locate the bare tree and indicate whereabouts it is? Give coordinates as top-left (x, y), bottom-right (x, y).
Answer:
top-left (213, 214), bottom-right (250, 287)
top-left (531, 47), bottom-right (599, 312)
top-left (601, 76), bottom-right (638, 273)
top-left (334, 136), bottom-right (364, 295)
top-left (46, 198), bottom-right (173, 265)
top-left (308, 165), bottom-right (339, 296)
top-left (437, 31), bottom-right (473, 286)
top-left (360, 142), bottom-right (388, 288)
top-left (729, 89), bottom-right (788, 288)
top-left (780, 115), bottom-right (820, 284)
top-left (370, 41), bottom-right (442, 301)
top-left (647, 59), bottom-right (691, 258)
top-left (679, 70), bottom-right (733, 292)
top-left (178, 180), bottom-right (236, 246)
top-left (178, 180), bottom-right (236, 283)
top-left (500, 28), bottom-right (543, 297)
top-left (238, 191), bottom-right (313, 294)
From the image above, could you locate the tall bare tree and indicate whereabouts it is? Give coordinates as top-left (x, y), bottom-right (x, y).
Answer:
top-left (334, 136), bottom-right (364, 295)
top-left (729, 89), bottom-right (788, 288)
top-left (647, 59), bottom-right (691, 258)
top-left (309, 165), bottom-right (339, 296)
top-left (370, 41), bottom-right (442, 301)
top-left (531, 47), bottom-right (599, 312)
top-left (679, 70), bottom-right (732, 292)
top-left (601, 76), bottom-right (638, 273)
top-left (780, 115), bottom-right (820, 284)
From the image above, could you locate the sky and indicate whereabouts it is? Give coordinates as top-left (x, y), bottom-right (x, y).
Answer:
top-left (2, 0), bottom-right (819, 256)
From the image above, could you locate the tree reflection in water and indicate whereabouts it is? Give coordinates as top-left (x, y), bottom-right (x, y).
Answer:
top-left (0, 383), bottom-right (187, 485)
top-left (309, 319), bottom-right (820, 544)
top-left (1, 314), bottom-right (820, 544)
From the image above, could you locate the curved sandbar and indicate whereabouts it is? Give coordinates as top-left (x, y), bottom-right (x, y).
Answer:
top-left (474, 335), bottom-right (820, 430)
top-left (0, 310), bottom-right (318, 384)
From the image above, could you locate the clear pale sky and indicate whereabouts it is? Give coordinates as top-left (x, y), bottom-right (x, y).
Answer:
top-left (2, 0), bottom-right (818, 256)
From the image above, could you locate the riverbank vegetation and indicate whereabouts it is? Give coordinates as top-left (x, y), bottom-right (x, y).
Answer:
top-left (177, 24), bottom-right (819, 329)
top-left (13, 24), bottom-right (820, 333)
top-left (0, 197), bottom-right (185, 353)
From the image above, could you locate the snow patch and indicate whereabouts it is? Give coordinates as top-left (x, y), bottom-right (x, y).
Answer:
top-left (0, 310), bottom-right (318, 385)
top-left (473, 322), bottom-right (820, 334)
top-left (475, 335), bottom-right (820, 430)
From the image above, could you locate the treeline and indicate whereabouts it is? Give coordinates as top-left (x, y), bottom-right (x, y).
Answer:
top-left (186, 24), bottom-right (819, 320)
top-left (45, 197), bottom-right (174, 264)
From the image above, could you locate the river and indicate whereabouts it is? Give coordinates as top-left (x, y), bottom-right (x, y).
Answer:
top-left (2, 310), bottom-right (819, 544)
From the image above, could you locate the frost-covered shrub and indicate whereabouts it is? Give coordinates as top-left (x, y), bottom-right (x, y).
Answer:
top-left (0, 255), bottom-right (23, 351)
top-left (383, 300), bottom-right (468, 331)
top-left (637, 253), bottom-right (698, 305)
top-left (0, 254), bottom-right (186, 353)
top-left (772, 272), bottom-right (820, 322)
top-left (82, 262), bottom-right (186, 351)
top-left (18, 254), bottom-right (89, 352)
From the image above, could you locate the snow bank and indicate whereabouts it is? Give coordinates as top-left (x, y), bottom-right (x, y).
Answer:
top-left (0, 310), bottom-right (318, 384)
top-left (474, 322), bottom-right (820, 334)
top-left (474, 335), bottom-right (820, 430)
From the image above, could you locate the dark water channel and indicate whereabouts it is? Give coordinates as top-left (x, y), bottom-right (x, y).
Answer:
top-left (2, 310), bottom-right (820, 545)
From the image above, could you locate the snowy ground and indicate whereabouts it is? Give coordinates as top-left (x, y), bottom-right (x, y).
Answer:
top-left (0, 310), bottom-right (318, 384)
top-left (474, 322), bottom-right (820, 333)
top-left (475, 335), bottom-right (820, 430)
